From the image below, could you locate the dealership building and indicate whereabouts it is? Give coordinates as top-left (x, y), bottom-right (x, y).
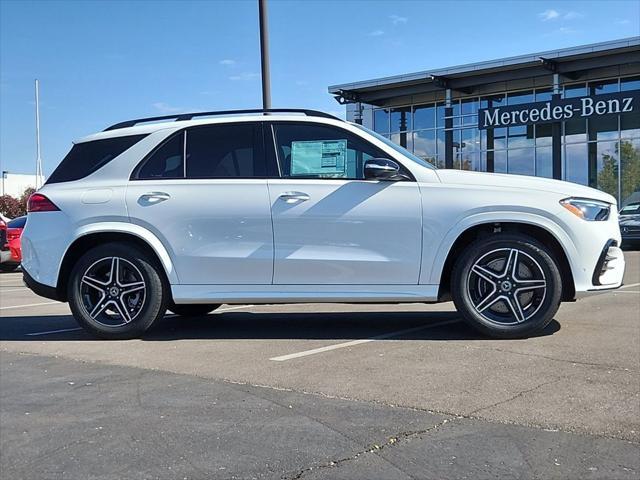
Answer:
top-left (329, 37), bottom-right (640, 206)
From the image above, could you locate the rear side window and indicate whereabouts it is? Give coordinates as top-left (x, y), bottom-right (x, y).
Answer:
top-left (186, 123), bottom-right (267, 178)
top-left (133, 122), bottom-right (277, 180)
top-left (136, 132), bottom-right (185, 179)
top-left (47, 134), bottom-right (147, 184)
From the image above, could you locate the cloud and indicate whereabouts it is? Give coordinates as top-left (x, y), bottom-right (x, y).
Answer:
top-left (539, 9), bottom-right (560, 21)
top-left (219, 59), bottom-right (236, 66)
top-left (557, 26), bottom-right (577, 34)
top-left (389, 14), bottom-right (408, 25)
top-left (563, 11), bottom-right (583, 20)
top-left (229, 72), bottom-right (259, 81)
top-left (152, 102), bottom-right (184, 114)
top-left (367, 29), bottom-right (385, 37)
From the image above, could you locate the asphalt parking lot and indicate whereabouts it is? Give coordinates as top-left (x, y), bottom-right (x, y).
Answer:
top-left (1, 252), bottom-right (639, 480)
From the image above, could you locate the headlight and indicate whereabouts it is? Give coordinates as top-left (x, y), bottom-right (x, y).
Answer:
top-left (560, 198), bottom-right (611, 221)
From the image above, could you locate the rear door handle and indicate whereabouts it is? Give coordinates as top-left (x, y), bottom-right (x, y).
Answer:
top-left (139, 192), bottom-right (171, 204)
top-left (278, 191), bottom-right (310, 204)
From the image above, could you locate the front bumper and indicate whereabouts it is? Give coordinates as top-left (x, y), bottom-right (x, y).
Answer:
top-left (591, 240), bottom-right (625, 288)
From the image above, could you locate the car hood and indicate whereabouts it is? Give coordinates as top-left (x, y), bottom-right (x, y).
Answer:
top-left (434, 169), bottom-right (616, 204)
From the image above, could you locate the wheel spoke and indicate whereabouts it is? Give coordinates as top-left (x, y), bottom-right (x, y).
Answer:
top-left (120, 281), bottom-right (145, 296)
top-left (89, 295), bottom-right (108, 319)
top-left (471, 264), bottom-right (500, 284)
top-left (82, 275), bottom-right (108, 293)
top-left (474, 289), bottom-right (501, 313)
top-left (108, 257), bottom-right (119, 284)
top-left (515, 278), bottom-right (546, 291)
top-left (113, 297), bottom-right (133, 323)
top-left (504, 249), bottom-right (519, 278)
top-left (505, 295), bottom-right (526, 323)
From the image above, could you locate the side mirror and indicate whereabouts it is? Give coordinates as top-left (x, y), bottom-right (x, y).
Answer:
top-left (364, 158), bottom-right (408, 181)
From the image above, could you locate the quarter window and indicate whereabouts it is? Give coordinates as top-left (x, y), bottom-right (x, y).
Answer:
top-left (272, 123), bottom-right (391, 180)
top-left (48, 134), bottom-right (147, 184)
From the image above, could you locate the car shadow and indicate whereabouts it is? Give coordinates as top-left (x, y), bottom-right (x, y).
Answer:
top-left (0, 309), bottom-right (561, 341)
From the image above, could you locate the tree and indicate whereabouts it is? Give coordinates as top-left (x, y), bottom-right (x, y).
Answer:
top-left (0, 195), bottom-right (23, 218)
top-left (0, 187), bottom-right (36, 218)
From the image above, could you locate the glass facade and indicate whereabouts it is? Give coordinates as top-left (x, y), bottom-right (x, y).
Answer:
top-left (361, 75), bottom-right (640, 206)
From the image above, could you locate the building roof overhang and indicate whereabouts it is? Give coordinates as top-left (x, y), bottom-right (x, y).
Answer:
top-left (329, 37), bottom-right (640, 105)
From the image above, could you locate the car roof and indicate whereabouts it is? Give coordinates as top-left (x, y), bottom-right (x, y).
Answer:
top-left (75, 112), bottom-right (347, 144)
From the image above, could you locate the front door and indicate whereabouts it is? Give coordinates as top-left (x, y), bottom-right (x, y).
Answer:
top-left (267, 122), bottom-right (422, 285)
top-left (126, 122), bottom-right (276, 285)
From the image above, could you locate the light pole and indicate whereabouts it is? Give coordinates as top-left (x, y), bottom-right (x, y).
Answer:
top-left (1, 171), bottom-right (7, 196)
top-left (258, 0), bottom-right (271, 110)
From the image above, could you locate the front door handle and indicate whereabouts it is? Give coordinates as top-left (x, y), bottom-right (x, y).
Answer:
top-left (278, 191), bottom-right (310, 204)
top-left (139, 192), bottom-right (171, 204)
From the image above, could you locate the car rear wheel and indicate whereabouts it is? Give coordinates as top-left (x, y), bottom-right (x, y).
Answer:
top-left (451, 234), bottom-right (562, 338)
top-left (168, 303), bottom-right (220, 317)
top-left (68, 243), bottom-right (168, 339)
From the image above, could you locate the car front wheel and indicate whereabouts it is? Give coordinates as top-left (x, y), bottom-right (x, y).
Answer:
top-left (68, 243), bottom-right (168, 339)
top-left (451, 234), bottom-right (562, 339)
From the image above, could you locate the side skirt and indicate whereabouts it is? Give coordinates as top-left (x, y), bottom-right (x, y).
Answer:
top-left (171, 284), bottom-right (439, 304)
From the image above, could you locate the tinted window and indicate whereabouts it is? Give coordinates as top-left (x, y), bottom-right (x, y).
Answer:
top-left (47, 134), bottom-right (147, 184)
top-left (136, 132), bottom-right (185, 179)
top-left (7, 216), bottom-right (26, 228)
top-left (273, 123), bottom-right (391, 180)
top-left (186, 123), bottom-right (266, 178)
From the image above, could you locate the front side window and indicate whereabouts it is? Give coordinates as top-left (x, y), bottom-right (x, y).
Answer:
top-left (272, 123), bottom-right (396, 180)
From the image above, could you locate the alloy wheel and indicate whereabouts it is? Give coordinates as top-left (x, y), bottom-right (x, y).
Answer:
top-left (466, 248), bottom-right (547, 325)
top-left (79, 256), bottom-right (147, 327)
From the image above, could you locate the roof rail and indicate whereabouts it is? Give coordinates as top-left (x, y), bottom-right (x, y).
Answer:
top-left (103, 108), bottom-right (341, 131)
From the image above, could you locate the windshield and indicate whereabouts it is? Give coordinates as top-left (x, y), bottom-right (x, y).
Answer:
top-left (353, 123), bottom-right (436, 170)
top-left (619, 202), bottom-right (640, 216)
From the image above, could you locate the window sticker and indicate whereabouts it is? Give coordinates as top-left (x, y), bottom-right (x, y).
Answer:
top-left (290, 140), bottom-right (347, 177)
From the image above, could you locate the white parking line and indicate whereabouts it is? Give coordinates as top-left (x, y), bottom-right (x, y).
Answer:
top-left (0, 287), bottom-right (29, 293)
top-left (26, 327), bottom-right (83, 336)
top-left (0, 301), bottom-right (61, 311)
top-left (621, 282), bottom-right (640, 289)
top-left (269, 319), bottom-right (460, 362)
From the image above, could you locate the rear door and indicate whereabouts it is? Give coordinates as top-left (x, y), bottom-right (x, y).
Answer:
top-left (267, 122), bottom-right (423, 285)
top-left (126, 122), bottom-right (277, 284)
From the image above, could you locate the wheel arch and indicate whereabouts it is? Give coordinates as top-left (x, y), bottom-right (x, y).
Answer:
top-left (435, 220), bottom-right (576, 302)
top-left (56, 225), bottom-right (177, 301)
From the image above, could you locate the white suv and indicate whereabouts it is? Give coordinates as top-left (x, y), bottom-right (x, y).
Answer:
top-left (22, 109), bottom-right (625, 339)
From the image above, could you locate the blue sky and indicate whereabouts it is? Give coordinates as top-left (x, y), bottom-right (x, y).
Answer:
top-left (1, 0), bottom-right (639, 176)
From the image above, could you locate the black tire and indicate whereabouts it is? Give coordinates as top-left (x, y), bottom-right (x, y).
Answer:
top-left (168, 303), bottom-right (220, 317)
top-left (68, 243), bottom-right (168, 339)
top-left (451, 233), bottom-right (562, 339)
top-left (0, 263), bottom-right (19, 272)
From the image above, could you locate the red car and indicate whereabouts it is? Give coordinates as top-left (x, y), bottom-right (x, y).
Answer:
top-left (0, 216), bottom-right (26, 272)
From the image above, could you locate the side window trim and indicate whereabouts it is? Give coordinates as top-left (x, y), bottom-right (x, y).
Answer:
top-left (269, 123), bottom-right (282, 177)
